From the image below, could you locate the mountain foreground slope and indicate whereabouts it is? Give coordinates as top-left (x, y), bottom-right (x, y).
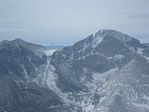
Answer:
top-left (0, 30), bottom-right (149, 112)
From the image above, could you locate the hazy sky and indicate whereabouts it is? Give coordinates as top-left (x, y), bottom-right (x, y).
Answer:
top-left (0, 0), bottom-right (149, 45)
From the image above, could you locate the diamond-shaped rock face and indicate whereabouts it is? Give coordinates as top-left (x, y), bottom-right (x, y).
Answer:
top-left (51, 30), bottom-right (140, 92)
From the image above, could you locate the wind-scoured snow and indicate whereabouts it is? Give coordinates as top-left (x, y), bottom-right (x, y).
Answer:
top-left (92, 30), bottom-right (105, 48)
top-left (45, 49), bottom-right (57, 56)
top-left (93, 68), bottom-right (118, 84)
top-left (137, 48), bottom-right (144, 55)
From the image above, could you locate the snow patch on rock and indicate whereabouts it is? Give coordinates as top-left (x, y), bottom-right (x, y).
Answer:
top-left (137, 48), bottom-right (144, 55)
top-left (92, 31), bottom-right (105, 48)
top-left (45, 49), bottom-right (57, 56)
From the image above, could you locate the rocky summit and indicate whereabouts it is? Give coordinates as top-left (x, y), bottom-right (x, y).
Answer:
top-left (0, 30), bottom-right (149, 112)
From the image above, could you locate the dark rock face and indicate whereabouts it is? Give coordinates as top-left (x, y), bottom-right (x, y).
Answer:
top-left (51, 30), bottom-right (138, 92)
top-left (0, 30), bottom-right (149, 112)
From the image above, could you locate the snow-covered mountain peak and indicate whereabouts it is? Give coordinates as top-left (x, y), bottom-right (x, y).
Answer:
top-left (12, 38), bottom-right (26, 43)
top-left (96, 29), bottom-right (134, 43)
top-left (0, 38), bottom-right (28, 46)
top-left (11, 38), bottom-right (41, 48)
top-left (91, 29), bottom-right (141, 53)
top-left (0, 38), bottom-right (47, 59)
top-left (72, 30), bottom-right (140, 53)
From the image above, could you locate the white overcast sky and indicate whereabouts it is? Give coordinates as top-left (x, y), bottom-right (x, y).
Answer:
top-left (0, 0), bottom-right (149, 45)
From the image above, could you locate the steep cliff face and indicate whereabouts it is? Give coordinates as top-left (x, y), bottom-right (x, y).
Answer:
top-left (0, 30), bottom-right (149, 112)
top-left (51, 30), bottom-right (140, 92)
